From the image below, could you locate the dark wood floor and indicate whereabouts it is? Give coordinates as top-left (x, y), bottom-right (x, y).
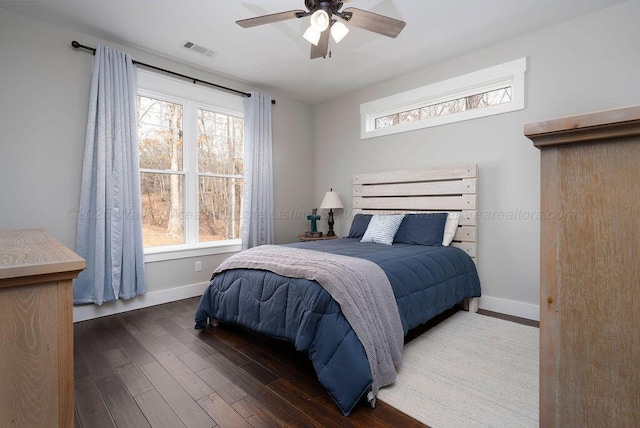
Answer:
top-left (74, 297), bottom-right (428, 427)
top-left (74, 298), bottom-right (538, 428)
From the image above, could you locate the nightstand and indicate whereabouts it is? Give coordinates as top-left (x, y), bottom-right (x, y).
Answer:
top-left (297, 234), bottom-right (338, 242)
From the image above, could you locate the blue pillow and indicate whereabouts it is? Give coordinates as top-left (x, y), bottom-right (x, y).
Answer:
top-left (393, 213), bottom-right (448, 246)
top-left (346, 214), bottom-right (373, 238)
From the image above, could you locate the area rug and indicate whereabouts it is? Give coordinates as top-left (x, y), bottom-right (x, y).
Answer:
top-left (377, 311), bottom-right (538, 428)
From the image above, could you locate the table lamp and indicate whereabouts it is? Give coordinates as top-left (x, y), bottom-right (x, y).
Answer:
top-left (319, 189), bottom-right (343, 236)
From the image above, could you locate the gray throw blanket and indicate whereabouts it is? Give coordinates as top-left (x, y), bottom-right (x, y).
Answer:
top-left (212, 245), bottom-right (404, 405)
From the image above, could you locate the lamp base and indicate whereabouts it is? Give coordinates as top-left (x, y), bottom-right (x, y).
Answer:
top-left (327, 209), bottom-right (336, 236)
top-left (305, 231), bottom-right (323, 238)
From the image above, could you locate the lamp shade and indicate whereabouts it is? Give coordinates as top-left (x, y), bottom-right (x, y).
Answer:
top-left (309, 10), bottom-right (330, 32)
top-left (303, 26), bottom-right (321, 45)
top-left (319, 190), bottom-right (344, 209)
top-left (330, 21), bottom-right (349, 43)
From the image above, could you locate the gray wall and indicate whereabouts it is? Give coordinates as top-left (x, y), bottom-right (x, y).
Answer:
top-left (311, 0), bottom-right (640, 316)
top-left (2, 2), bottom-right (639, 319)
top-left (0, 8), bottom-right (314, 312)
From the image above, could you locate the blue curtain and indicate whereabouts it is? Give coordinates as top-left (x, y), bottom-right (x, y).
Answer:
top-left (242, 91), bottom-right (274, 249)
top-left (73, 43), bottom-right (146, 305)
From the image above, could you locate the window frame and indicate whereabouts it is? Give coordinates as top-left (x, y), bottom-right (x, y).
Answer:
top-left (137, 70), bottom-right (244, 262)
top-left (360, 57), bottom-right (526, 139)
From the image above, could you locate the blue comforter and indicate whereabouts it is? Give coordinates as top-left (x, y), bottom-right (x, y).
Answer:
top-left (195, 238), bottom-right (481, 415)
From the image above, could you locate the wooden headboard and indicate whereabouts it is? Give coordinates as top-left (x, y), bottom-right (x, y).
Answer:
top-left (352, 164), bottom-right (478, 262)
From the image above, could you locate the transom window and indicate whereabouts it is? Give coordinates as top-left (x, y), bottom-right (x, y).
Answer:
top-left (360, 57), bottom-right (526, 139)
top-left (375, 86), bottom-right (512, 129)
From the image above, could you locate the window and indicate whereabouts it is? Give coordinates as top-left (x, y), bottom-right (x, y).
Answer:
top-left (136, 70), bottom-right (244, 259)
top-left (360, 57), bottom-right (526, 139)
top-left (196, 108), bottom-right (244, 243)
top-left (138, 96), bottom-right (186, 247)
top-left (374, 86), bottom-right (512, 129)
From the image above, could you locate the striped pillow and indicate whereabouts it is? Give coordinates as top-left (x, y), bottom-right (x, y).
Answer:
top-left (360, 214), bottom-right (405, 245)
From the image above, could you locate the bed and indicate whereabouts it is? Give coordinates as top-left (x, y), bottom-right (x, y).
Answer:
top-left (194, 164), bottom-right (481, 415)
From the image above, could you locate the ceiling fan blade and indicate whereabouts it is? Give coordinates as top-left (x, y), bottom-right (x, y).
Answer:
top-left (236, 10), bottom-right (306, 28)
top-left (310, 29), bottom-right (330, 59)
top-left (342, 7), bottom-right (406, 38)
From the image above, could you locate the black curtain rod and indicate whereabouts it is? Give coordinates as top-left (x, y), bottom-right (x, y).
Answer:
top-left (71, 41), bottom-right (275, 104)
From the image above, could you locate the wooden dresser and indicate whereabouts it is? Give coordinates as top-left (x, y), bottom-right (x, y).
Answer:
top-left (0, 229), bottom-right (85, 427)
top-left (525, 106), bottom-right (640, 427)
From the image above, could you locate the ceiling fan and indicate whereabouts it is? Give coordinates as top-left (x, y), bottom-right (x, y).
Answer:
top-left (236, 0), bottom-right (407, 59)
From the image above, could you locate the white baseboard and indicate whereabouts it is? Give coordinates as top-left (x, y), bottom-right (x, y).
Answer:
top-left (73, 282), bottom-right (208, 323)
top-left (73, 284), bottom-right (540, 323)
top-left (478, 295), bottom-right (540, 321)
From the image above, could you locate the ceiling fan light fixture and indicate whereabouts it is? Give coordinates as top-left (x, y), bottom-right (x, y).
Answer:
top-left (330, 21), bottom-right (349, 43)
top-left (236, 2), bottom-right (407, 60)
top-left (303, 26), bottom-right (322, 45)
top-left (309, 9), bottom-right (330, 31)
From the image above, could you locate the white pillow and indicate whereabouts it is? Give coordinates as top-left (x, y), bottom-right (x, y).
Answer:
top-left (442, 212), bottom-right (460, 246)
top-left (360, 214), bottom-right (405, 245)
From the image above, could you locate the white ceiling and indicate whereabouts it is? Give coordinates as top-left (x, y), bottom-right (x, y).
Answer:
top-left (0, 0), bottom-right (628, 104)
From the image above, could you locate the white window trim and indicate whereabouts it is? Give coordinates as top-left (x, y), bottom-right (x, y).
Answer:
top-left (360, 57), bottom-right (527, 139)
top-left (137, 70), bottom-right (244, 259)
top-left (143, 242), bottom-right (242, 263)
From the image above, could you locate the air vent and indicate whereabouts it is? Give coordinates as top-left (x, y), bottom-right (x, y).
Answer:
top-left (182, 41), bottom-right (216, 57)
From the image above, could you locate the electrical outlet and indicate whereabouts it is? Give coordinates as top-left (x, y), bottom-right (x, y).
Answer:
top-left (195, 261), bottom-right (202, 272)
